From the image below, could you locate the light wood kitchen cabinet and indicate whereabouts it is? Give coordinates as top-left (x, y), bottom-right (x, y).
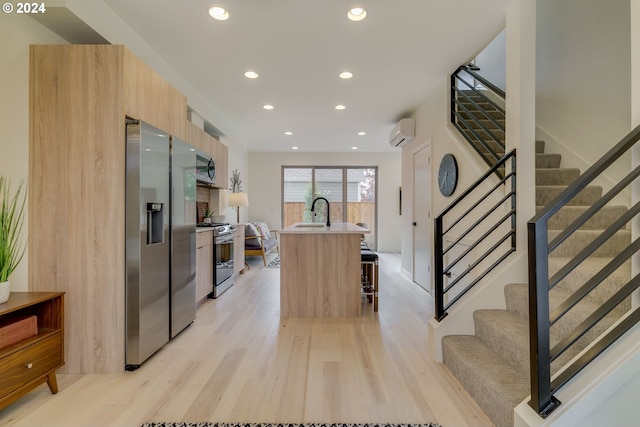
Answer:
top-left (196, 231), bottom-right (214, 303)
top-left (123, 49), bottom-right (187, 140)
top-left (215, 141), bottom-right (229, 191)
top-left (186, 122), bottom-right (229, 189)
top-left (29, 45), bottom-right (187, 374)
top-left (234, 225), bottom-right (245, 275)
top-left (187, 121), bottom-right (215, 154)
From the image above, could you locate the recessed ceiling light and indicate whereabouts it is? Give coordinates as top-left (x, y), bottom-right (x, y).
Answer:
top-left (263, 104), bottom-right (274, 110)
top-left (284, 131), bottom-right (293, 136)
top-left (292, 146), bottom-right (299, 150)
top-left (244, 71), bottom-right (259, 79)
top-left (347, 7), bottom-right (367, 21)
top-left (335, 104), bottom-right (346, 110)
top-left (351, 146), bottom-right (358, 150)
top-left (208, 6), bottom-right (229, 20)
top-left (339, 71), bottom-right (353, 79)
top-left (358, 131), bottom-right (366, 136)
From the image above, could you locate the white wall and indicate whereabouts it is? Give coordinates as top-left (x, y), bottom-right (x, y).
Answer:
top-left (536, 0), bottom-right (631, 187)
top-left (475, 29), bottom-right (506, 92)
top-left (247, 151), bottom-right (401, 253)
top-left (400, 79), bottom-right (493, 274)
top-left (0, 13), bottom-right (67, 291)
top-left (223, 142), bottom-right (250, 224)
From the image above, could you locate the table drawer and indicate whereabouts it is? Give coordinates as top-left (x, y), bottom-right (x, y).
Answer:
top-left (0, 333), bottom-right (62, 396)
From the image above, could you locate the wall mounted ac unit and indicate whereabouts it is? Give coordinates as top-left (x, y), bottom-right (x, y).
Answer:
top-left (389, 118), bottom-right (415, 147)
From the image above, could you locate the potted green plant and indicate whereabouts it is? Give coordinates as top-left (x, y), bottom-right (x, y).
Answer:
top-left (203, 208), bottom-right (215, 224)
top-left (0, 176), bottom-right (26, 304)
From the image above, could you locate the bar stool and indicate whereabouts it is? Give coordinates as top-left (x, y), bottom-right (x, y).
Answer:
top-left (361, 244), bottom-right (379, 311)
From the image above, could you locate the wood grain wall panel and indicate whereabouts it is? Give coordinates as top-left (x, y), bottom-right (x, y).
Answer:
top-left (122, 49), bottom-right (187, 140)
top-left (29, 45), bottom-right (126, 374)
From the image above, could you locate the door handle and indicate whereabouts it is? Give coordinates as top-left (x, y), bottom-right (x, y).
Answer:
top-left (412, 222), bottom-right (417, 226)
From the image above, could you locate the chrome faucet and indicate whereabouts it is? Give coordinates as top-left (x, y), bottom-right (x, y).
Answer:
top-left (311, 197), bottom-right (330, 227)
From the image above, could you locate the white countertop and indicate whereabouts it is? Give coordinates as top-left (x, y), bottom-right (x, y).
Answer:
top-left (280, 222), bottom-right (370, 235)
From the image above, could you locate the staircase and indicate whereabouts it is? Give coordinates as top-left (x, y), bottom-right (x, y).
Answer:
top-left (456, 90), bottom-right (506, 166)
top-left (440, 141), bottom-right (632, 427)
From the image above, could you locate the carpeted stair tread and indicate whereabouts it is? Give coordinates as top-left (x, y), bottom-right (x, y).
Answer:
top-left (547, 257), bottom-right (632, 308)
top-left (536, 153), bottom-right (562, 168)
top-left (442, 335), bottom-right (529, 427)
top-left (536, 140), bottom-right (545, 153)
top-left (458, 109), bottom-right (505, 121)
top-left (536, 168), bottom-right (581, 185)
top-left (539, 205), bottom-right (629, 230)
top-left (504, 282), bottom-right (626, 330)
top-left (464, 118), bottom-right (505, 131)
top-left (536, 185), bottom-right (603, 206)
top-left (474, 309), bottom-right (530, 374)
top-left (548, 229), bottom-right (631, 257)
top-left (501, 282), bottom-right (629, 373)
top-left (463, 126), bottom-right (506, 137)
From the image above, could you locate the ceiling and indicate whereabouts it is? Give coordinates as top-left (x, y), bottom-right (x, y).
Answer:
top-left (80, 1), bottom-right (510, 152)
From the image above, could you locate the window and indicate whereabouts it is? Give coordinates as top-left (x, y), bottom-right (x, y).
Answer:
top-left (282, 166), bottom-right (377, 249)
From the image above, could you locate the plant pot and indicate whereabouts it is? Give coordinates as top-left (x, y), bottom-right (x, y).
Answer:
top-left (203, 217), bottom-right (212, 224)
top-left (0, 280), bottom-right (10, 304)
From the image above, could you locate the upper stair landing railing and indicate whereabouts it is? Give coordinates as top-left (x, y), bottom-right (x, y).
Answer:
top-left (451, 65), bottom-right (506, 170)
top-left (528, 124), bottom-right (640, 418)
top-left (435, 150), bottom-right (516, 321)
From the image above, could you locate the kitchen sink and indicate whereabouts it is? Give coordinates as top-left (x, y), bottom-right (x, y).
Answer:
top-left (295, 223), bottom-right (326, 228)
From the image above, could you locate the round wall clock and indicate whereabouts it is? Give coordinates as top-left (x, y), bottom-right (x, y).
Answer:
top-left (438, 153), bottom-right (458, 197)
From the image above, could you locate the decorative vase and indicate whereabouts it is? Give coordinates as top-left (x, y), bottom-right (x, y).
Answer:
top-left (0, 280), bottom-right (10, 304)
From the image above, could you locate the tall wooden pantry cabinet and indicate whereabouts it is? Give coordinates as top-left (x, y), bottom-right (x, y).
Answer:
top-left (29, 45), bottom-right (187, 374)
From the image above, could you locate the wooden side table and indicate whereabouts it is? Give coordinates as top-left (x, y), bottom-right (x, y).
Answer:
top-left (0, 292), bottom-right (65, 409)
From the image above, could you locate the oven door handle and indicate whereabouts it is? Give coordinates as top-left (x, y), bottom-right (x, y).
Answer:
top-left (215, 236), bottom-right (234, 244)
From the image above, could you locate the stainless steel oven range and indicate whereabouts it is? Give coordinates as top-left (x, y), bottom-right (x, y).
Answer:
top-left (198, 223), bottom-right (235, 298)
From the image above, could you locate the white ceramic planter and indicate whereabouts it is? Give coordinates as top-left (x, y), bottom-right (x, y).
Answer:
top-left (0, 280), bottom-right (10, 304)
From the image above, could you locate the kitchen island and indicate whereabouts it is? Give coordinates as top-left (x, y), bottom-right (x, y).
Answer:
top-left (279, 222), bottom-right (369, 317)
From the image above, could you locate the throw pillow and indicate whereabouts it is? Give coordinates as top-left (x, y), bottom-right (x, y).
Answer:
top-left (251, 221), bottom-right (272, 239)
top-left (245, 223), bottom-right (261, 246)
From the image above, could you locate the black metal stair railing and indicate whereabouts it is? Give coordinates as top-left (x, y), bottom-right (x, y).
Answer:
top-left (528, 124), bottom-right (640, 418)
top-left (435, 150), bottom-right (516, 321)
top-left (451, 65), bottom-right (506, 170)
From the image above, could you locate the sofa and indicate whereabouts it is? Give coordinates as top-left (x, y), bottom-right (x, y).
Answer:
top-left (245, 221), bottom-right (279, 266)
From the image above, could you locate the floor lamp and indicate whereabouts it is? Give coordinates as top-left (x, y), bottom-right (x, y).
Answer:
top-left (228, 192), bottom-right (249, 224)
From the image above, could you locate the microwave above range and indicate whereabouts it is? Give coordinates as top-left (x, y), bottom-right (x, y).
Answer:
top-left (196, 152), bottom-right (216, 186)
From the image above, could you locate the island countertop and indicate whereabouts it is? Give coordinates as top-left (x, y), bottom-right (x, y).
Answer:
top-left (280, 222), bottom-right (370, 235)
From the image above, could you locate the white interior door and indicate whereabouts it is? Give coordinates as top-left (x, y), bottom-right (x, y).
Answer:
top-left (413, 143), bottom-right (432, 292)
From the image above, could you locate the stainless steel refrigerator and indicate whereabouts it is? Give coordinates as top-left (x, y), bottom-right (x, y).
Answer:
top-left (169, 136), bottom-right (196, 339)
top-left (125, 120), bottom-right (171, 369)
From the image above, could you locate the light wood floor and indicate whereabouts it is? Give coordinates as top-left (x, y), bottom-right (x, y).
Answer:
top-left (0, 253), bottom-right (493, 427)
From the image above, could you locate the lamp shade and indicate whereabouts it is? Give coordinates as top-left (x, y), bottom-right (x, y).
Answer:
top-left (228, 192), bottom-right (249, 208)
